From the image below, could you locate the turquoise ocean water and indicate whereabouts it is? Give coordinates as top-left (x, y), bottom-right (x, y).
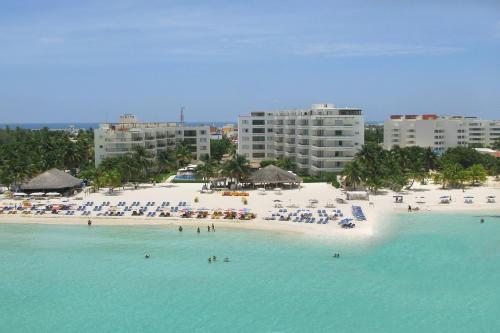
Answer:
top-left (1, 213), bottom-right (500, 332)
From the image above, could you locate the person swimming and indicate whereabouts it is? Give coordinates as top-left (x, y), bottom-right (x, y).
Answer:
top-left (480, 218), bottom-right (485, 223)
top-left (179, 226), bottom-right (183, 232)
top-left (224, 257), bottom-right (229, 262)
top-left (87, 220), bottom-right (92, 226)
top-left (208, 257), bottom-right (212, 263)
top-left (212, 256), bottom-right (216, 261)
top-left (145, 253), bottom-right (150, 259)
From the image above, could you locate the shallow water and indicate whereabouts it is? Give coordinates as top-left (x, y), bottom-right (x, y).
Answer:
top-left (1, 213), bottom-right (500, 332)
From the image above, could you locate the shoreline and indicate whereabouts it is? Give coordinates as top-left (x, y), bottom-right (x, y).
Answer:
top-left (1, 181), bottom-right (499, 240)
top-left (0, 215), bottom-right (376, 240)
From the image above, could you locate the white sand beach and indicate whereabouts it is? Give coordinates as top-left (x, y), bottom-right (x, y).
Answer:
top-left (1, 179), bottom-right (499, 240)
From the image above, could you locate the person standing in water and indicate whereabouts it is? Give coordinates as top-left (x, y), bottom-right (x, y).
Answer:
top-left (178, 226), bottom-right (183, 232)
top-left (197, 227), bottom-right (200, 233)
top-left (207, 225), bottom-right (211, 232)
top-left (87, 220), bottom-right (92, 226)
top-left (211, 223), bottom-right (215, 231)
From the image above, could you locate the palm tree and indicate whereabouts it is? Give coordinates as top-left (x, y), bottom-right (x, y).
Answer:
top-left (423, 147), bottom-right (438, 172)
top-left (175, 144), bottom-right (193, 168)
top-left (341, 160), bottom-right (364, 190)
top-left (99, 169), bottom-right (122, 192)
top-left (133, 145), bottom-right (152, 179)
top-left (441, 163), bottom-right (463, 188)
top-left (156, 149), bottom-right (176, 173)
top-left (221, 154), bottom-right (250, 187)
top-left (196, 162), bottom-right (215, 187)
top-left (276, 158), bottom-right (297, 172)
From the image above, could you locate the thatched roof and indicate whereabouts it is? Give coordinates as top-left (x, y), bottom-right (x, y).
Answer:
top-left (21, 169), bottom-right (81, 190)
top-left (249, 165), bottom-right (301, 184)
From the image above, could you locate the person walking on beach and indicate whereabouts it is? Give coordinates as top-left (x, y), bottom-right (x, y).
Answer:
top-left (408, 205), bottom-right (412, 212)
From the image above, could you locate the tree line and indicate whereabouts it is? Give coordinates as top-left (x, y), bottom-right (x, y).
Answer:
top-left (341, 144), bottom-right (499, 192)
top-left (0, 127), bottom-right (94, 188)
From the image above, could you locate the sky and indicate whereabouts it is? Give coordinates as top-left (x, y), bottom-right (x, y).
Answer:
top-left (0, 0), bottom-right (499, 123)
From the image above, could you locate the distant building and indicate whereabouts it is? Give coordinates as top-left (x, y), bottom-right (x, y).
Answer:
top-left (221, 124), bottom-right (237, 139)
top-left (237, 103), bottom-right (364, 176)
top-left (94, 114), bottom-right (210, 166)
top-left (474, 148), bottom-right (500, 158)
top-left (384, 115), bottom-right (500, 152)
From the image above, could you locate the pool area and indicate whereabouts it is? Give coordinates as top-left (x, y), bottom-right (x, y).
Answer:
top-left (173, 174), bottom-right (197, 181)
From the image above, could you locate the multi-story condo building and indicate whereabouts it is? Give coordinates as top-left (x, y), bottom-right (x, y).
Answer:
top-left (94, 114), bottom-right (211, 166)
top-left (238, 103), bottom-right (364, 176)
top-left (384, 114), bottom-right (500, 152)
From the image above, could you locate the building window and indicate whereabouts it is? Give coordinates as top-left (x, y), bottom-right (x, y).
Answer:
top-left (200, 130), bottom-right (206, 135)
top-left (253, 152), bottom-right (266, 158)
top-left (252, 120), bottom-right (265, 125)
top-left (252, 128), bottom-right (265, 134)
top-left (184, 130), bottom-right (197, 137)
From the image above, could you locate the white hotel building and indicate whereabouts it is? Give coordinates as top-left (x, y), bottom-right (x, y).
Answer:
top-left (94, 115), bottom-right (211, 166)
top-left (237, 104), bottom-right (364, 176)
top-left (384, 114), bottom-right (500, 152)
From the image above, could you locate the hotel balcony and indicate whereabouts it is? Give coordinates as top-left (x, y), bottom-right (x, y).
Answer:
top-left (311, 155), bottom-right (354, 162)
top-left (311, 121), bottom-right (354, 128)
top-left (311, 141), bottom-right (355, 149)
top-left (310, 165), bottom-right (343, 176)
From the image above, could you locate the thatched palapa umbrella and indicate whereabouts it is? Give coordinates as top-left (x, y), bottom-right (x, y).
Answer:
top-left (249, 165), bottom-right (301, 188)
